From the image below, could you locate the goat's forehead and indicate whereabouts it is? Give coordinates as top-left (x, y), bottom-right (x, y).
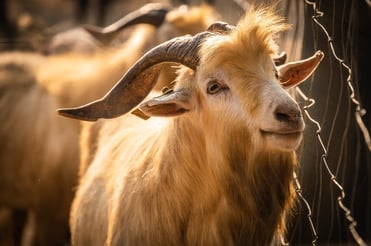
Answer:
top-left (199, 41), bottom-right (275, 83)
top-left (200, 34), bottom-right (277, 74)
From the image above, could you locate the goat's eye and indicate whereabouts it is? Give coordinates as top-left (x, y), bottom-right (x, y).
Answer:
top-left (207, 80), bottom-right (227, 95)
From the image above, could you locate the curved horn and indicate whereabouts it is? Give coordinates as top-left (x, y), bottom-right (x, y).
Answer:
top-left (58, 31), bottom-right (213, 121)
top-left (84, 3), bottom-right (172, 45)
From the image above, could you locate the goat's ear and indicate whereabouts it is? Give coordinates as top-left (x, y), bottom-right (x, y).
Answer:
top-left (277, 51), bottom-right (324, 88)
top-left (133, 89), bottom-right (192, 118)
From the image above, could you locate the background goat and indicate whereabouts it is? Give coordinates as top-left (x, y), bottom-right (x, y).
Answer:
top-left (60, 7), bottom-right (324, 245)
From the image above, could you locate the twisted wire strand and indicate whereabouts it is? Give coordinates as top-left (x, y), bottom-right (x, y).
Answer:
top-left (304, 0), bottom-right (371, 151)
top-left (293, 171), bottom-right (318, 245)
top-left (303, 1), bottom-right (368, 244)
top-left (296, 85), bottom-right (366, 246)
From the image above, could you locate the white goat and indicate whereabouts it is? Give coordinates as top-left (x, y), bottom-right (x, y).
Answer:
top-left (60, 7), bottom-right (324, 245)
top-left (0, 4), bottom-right (218, 245)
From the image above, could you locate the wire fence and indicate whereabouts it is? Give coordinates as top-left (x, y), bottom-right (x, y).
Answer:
top-left (295, 0), bottom-right (368, 245)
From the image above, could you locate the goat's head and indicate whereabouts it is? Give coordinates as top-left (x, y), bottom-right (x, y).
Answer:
top-left (58, 7), bottom-right (323, 152)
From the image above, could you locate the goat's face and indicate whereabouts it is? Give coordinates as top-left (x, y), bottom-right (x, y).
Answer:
top-left (163, 8), bottom-right (323, 152)
top-left (192, 53), bottom-right (305, 152)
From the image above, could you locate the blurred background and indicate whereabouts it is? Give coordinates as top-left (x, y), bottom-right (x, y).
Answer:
top-left (0, 0), bottom-right (245, 52)
top-left (0, 0), bottom-right (370, 245)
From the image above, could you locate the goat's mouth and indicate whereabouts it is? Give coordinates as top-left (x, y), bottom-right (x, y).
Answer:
top-left (260, 129), bottom-right (303, 151)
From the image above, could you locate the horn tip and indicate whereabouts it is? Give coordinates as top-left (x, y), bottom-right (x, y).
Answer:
top-left (57, 108), bottom-right (98, 122)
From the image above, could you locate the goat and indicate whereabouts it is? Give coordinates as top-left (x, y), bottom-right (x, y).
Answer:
top-left (59, 7), bottom-right (324, 245)
top-left (0, 4), bottom-right (219, 245)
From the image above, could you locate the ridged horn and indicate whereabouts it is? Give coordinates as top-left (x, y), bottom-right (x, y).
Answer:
top-left (58, 31), bottom-right (213, 121)
top-left (84, 3), bottom-right (172, 45)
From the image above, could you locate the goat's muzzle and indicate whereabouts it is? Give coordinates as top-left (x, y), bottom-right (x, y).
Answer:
top-left (260, 103), bottom-right (304, 151)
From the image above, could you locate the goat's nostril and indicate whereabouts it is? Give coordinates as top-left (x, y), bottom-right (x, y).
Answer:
top-left (276, 112), bottom-right (291, 122)
top-left (274, 106), bottom-right (301, 123)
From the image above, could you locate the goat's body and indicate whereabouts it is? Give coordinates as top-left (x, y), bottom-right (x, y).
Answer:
top-left (72, 113), bottom-right (296, 245)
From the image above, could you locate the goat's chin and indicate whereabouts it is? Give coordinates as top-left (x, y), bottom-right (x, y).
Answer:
top-left (261, 130), bottom-right (303, 152)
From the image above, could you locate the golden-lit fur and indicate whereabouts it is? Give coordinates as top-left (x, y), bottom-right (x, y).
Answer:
top-left (71, 7), bottom-right (304, 245)
top-left (200, 7), bottom-right (289, 72)
top-left (0, 5), bottom-right (218, 245)
top-left (0, 56), bottom-right (80, 245)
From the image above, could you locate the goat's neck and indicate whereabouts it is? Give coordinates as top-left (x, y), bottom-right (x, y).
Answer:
top-left (160, 118), bottom-right (296, 244)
